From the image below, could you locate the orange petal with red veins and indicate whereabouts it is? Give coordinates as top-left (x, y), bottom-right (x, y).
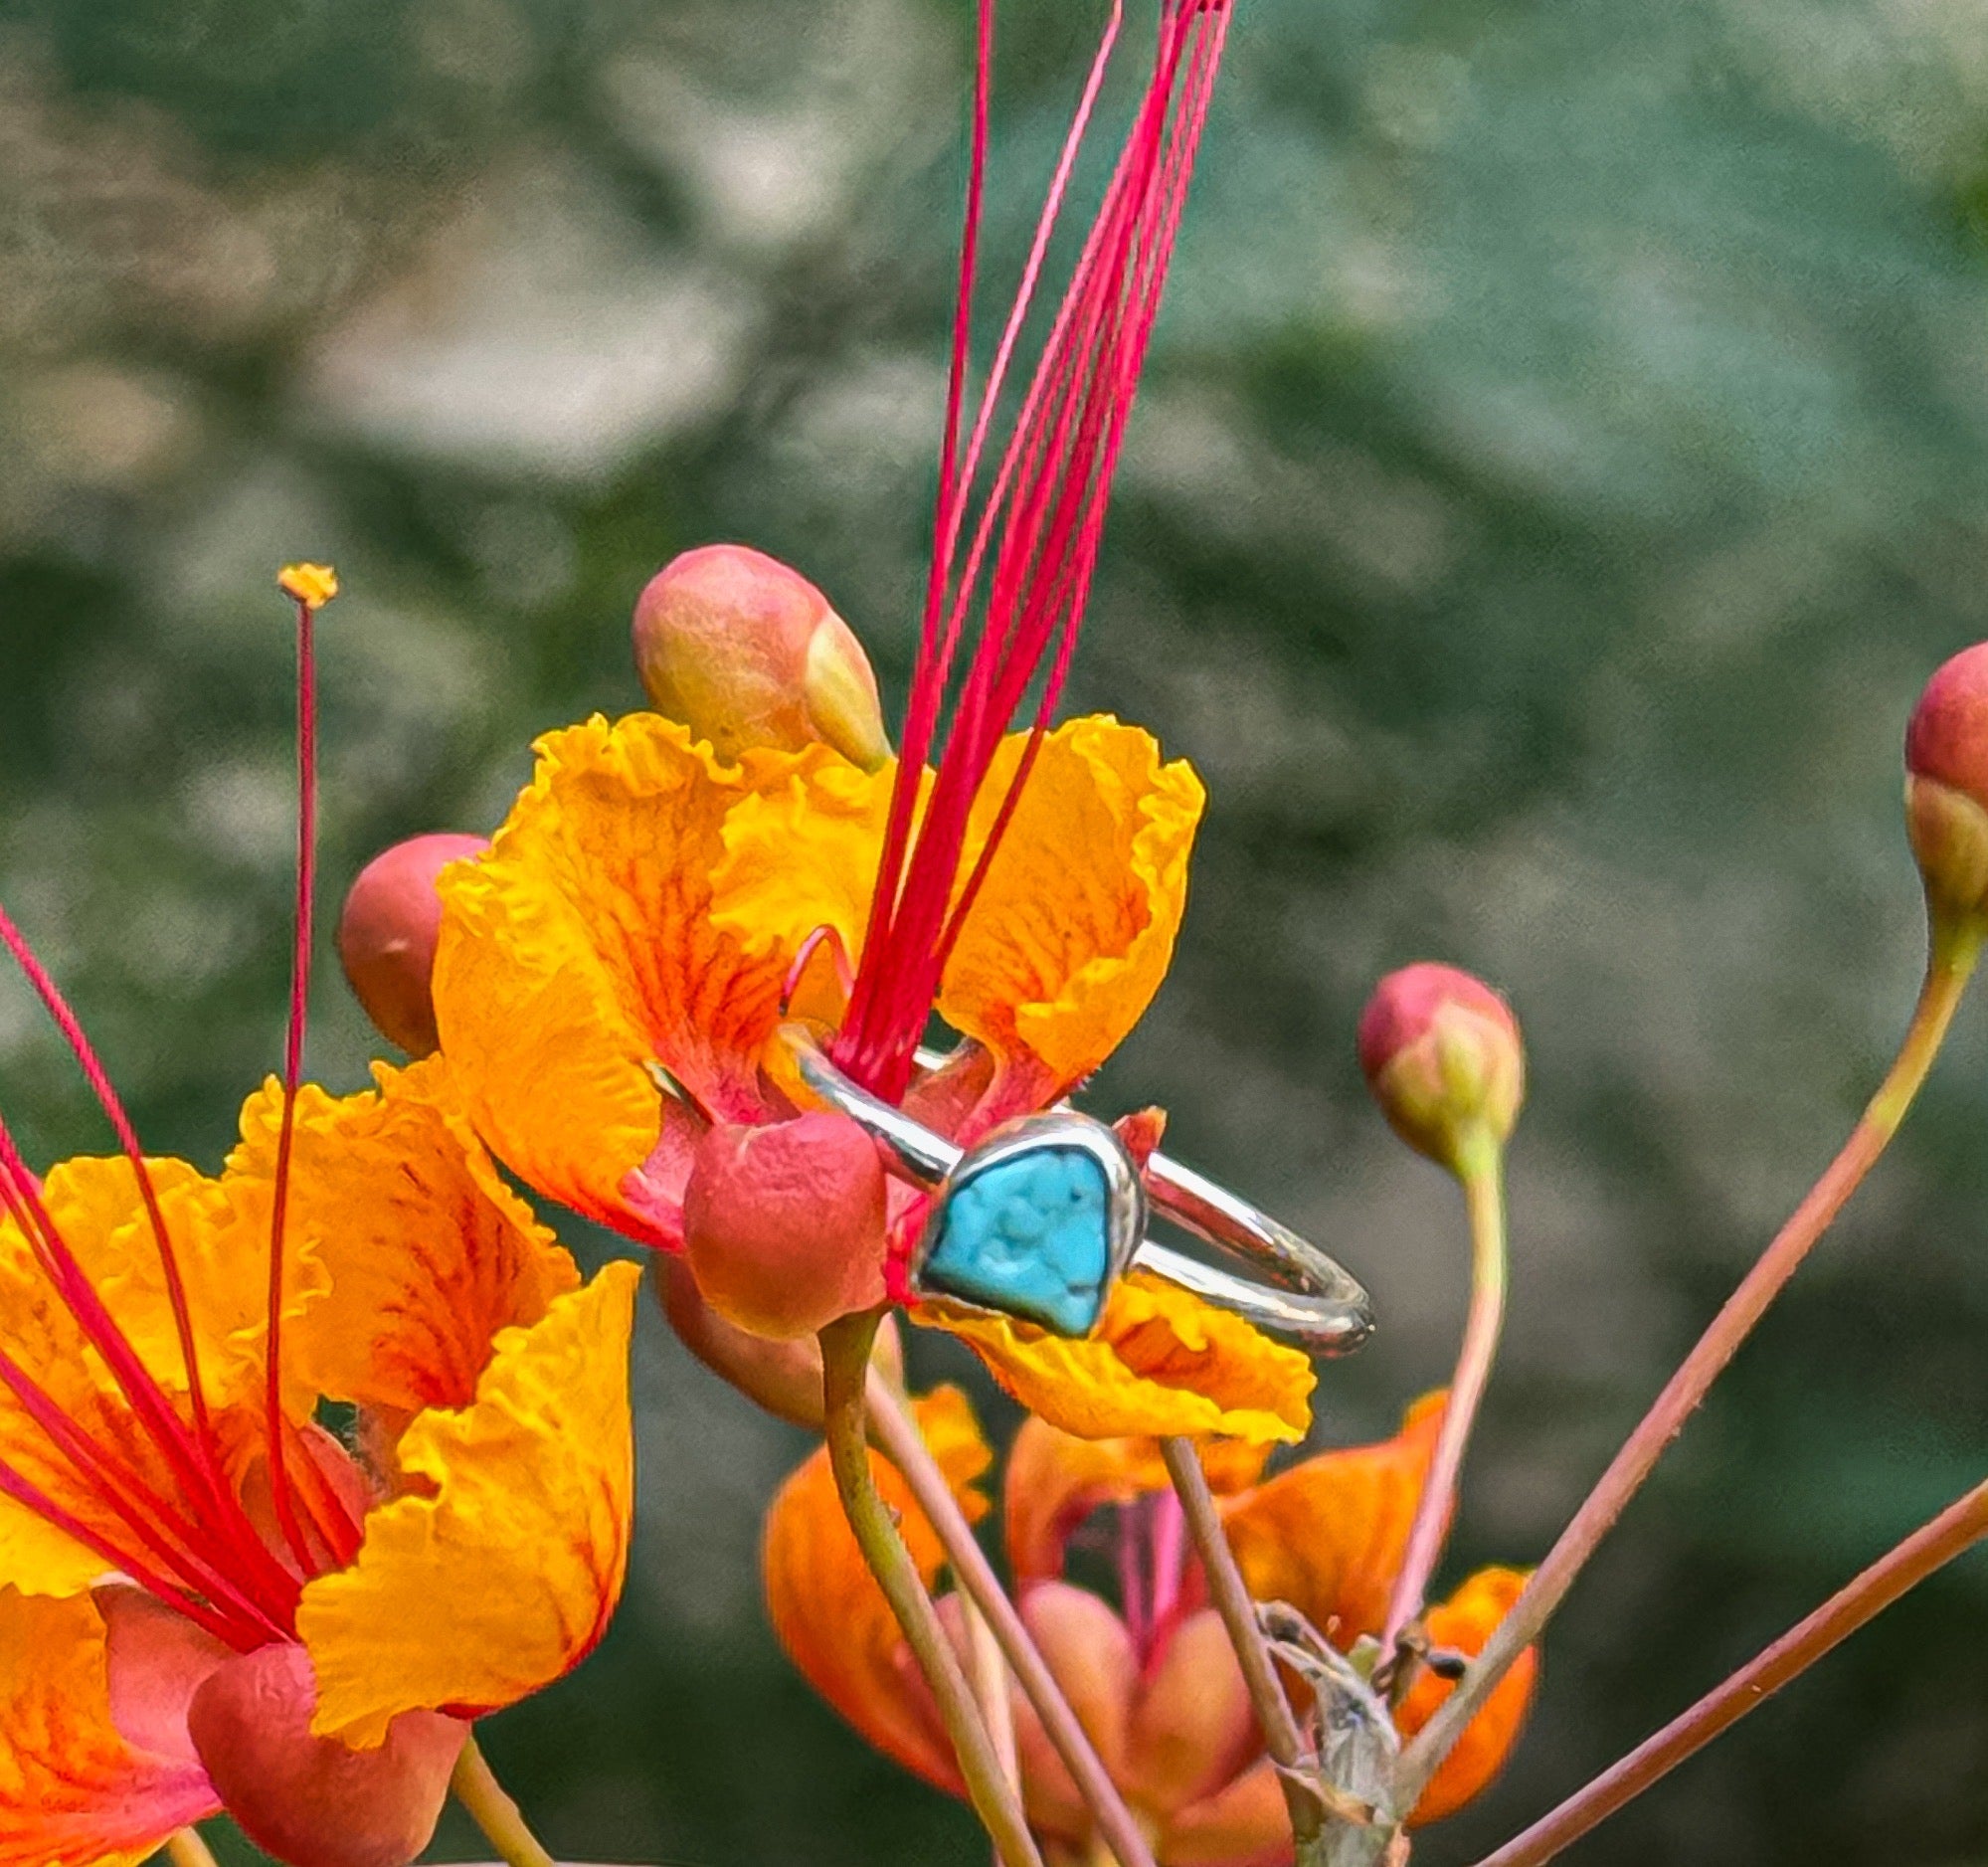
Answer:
top-left (0, 1587), bottom-right (219, 1867)
top-left (295, 1263), bottom-right (641, 1747)
top-left (761, 1388), bottom-right (991, 1795)
top-left (1398, 1567), bottom-right (1538, 1827)
top-left (929, 1270), bottom-right (1313, 1447)
top-left (1007, 1582), bottom-right (1137, 1842)
top-left (229, 1057), bottom-right (579, 1417)
top-left (1219, 1393), bottom-right (1447, 1647)
top-left (431, 714), bottom-right (799, 1241)
top-left (1003, 1416), bottom-right (1270, 1586)
top-left (938, 716), bottom-right (1203, 1098)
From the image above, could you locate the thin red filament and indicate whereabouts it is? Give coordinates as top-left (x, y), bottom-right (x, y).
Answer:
top-left (263, 596), bottom-right (324, 1573)
top-left (835, 0), bottom-right (1230, 1100)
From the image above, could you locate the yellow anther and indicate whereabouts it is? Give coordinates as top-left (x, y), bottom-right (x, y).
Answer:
top-left (277, 562), bottom-right (339, 611)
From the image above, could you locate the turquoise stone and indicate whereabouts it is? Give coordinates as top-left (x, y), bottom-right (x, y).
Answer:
top-left (921, 1145), bottom-right (1114, 1336)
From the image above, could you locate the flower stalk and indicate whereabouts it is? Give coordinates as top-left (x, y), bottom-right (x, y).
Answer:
top-left (1470, 1475), bottom-right (1988, 1867)
top-left (1382, 1134), bottom-right (1509, 1666)
top-left (866, 1374), bottom-right (1161, 1867)
top-left (1158, 1436), bottom-right (1327, 1860)
top-left (1395, 912), bottom-right (1982, 1805)
top-left (165, 1828), bottom-right (222, 1867)
top-left (452, 1735), bottom-right (559, 1867)
top-left (819, 1313), bottom-right (1043, 1867)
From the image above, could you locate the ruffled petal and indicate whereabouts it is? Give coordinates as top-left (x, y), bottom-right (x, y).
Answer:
top-left (1399, 1567), bottom-right (1538, 1827)
top-left (432, 714), bottom-right (804, 1242)
top-left (0, 1587), bottom-right (218, 1867)
top-left (938, 717), bottom-right (1203, 1098)
top-left (928, 1270), bottom-right (1313, 1447)
top-left (295, 1262), bottom-right (641, 1746)
top-left (761, 1387), bottom-right (990, 1795)
top-left (1002, 1416), bottom-right (1271, 1587)
top-left (1219, 1394), bottom-right (1446, 1648)
top-left (227, 1058), bottom-right (580, 1417)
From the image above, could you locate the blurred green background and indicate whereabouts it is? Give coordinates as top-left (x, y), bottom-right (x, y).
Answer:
top-left (5, 0), bottom-right (1988, 1860)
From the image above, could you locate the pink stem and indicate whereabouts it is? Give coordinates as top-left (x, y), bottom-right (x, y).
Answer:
top-left (1381, 1144), bottom-right (1508, 1657)
top-left (1470, 1478), bottom-right (1988, 1867)
top-left (1394, 915), bottom-right (1981, 1806)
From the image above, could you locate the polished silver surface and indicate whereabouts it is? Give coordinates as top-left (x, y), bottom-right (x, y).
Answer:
top-left (784, 1026), bottom-right (1375, 1356)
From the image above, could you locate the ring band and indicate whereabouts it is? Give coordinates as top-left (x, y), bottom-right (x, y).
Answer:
top-left (782, 1026), bottom-right (1373, 1358)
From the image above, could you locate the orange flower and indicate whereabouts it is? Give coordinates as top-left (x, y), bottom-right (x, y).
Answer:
top-left (0, 1057), bottom-right (639, 1867)
top-left (431, 709), bottom-right (1314, 1447)
top-left (763, 1392), bottom-right (1537, 1863)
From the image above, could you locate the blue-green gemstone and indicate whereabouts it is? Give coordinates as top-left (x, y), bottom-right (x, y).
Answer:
top-left (921, 1145), bottom-right (1113, 1336)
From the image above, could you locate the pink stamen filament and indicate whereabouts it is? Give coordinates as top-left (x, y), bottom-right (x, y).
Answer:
top-left (0, 902), bottom-right (218, 1458)
top-left (0, 1124), bottom-right (301, 1618)
top-left (263, 594), bottom-right (320, 1573)
top-left (838, 0), bottom-right (1229, 1099)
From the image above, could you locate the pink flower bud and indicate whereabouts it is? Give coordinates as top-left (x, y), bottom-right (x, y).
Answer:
top-left (1905, 644), bottom-right (1988, 920)
top-left (1358, 963), bottom-right (1525, 1172)
top-left (186, 1642), bottom-right (466, 1867)
top-left (335, 833), bottom-right (489, 1056)
top-left (633, 544), bottom-right (890, 770)
top-left (681, 1112), bottom-right (889, 1340)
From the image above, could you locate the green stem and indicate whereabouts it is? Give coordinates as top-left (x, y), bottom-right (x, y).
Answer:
top-left (1380, 1137), bottom-right (1508, 1661)
top-left (164, 1830), bottom-right (220, 1867)
top-left (1158, 1437), bottom-right (1325, 1857)
top-left (819, 1312), bottom-right (1043, 1867)
top-left (1469, 1477), bottom-right (1988, 1866)
top-left (1395, 915), bottom-right (1980, 1806)
top-left (866, 1373), bottom-right (1160, 1867)
top-left (452, 1733), bottom-right (558, 1867)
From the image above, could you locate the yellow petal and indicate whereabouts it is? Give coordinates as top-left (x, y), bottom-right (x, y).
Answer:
top-left (295, 1262), bottom-right (641, 1746)
top-left (0, 1587), bottom-right (218, 1867)
top-left (432, 714), bottom-right (812, 1242)
top-left (1219, 1393), bottom-right (1446, 1649)
top-left (761, 1388), bottom-right (990, 1795)
top-left (1002, 1416), bottom-right (1271, 1586)
top-left (1400, 1567), bottom-right (1538, 1827)
top-left (928, 1270), bottom-right (1313, 1446)
top-left (939, 716), bottom-right (1203, 1094)
top-left (228, 1057), bottom-right (580, 1417)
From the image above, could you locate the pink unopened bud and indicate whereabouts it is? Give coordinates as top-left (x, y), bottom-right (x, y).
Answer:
top-left (1358, 963), bottom-right (1525, 1173)
top-left (1905, 643), bottom-right (1988, 921)
top-left (681, 1112), bottom-right (888, 1340)
top-left (336, 833), bottom-right (489, 1056)
top-left (185, 1642), bottom-right (467, 1867)
top-left (633, 544), bottom-right (890, 770)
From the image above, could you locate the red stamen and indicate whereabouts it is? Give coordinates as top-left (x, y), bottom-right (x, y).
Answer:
top-left (0, 902), bottom-right (217, 1455)
top-left (0, 1456), bottom-right (244, 1648)
top-left (0, 1129), bottom-right (303, 1620)
top-left (263, 591), bottom-right (320, 1573)
top-left (0, 1343), bottom-right (289, 1646)
top-left (837, 0), bottom-right (1230, 1100)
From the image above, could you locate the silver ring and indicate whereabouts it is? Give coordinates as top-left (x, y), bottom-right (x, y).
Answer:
top-left (781, 1026), bottom-right (1373, 1358)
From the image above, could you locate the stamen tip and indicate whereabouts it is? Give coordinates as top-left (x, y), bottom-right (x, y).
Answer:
top-left (277, 563), bottom-right (339, 611)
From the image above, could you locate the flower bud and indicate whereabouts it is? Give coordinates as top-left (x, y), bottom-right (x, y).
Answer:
top-left (1358, 963), bottom-right (1524, 1173)
top-left (681, 1112), bottom-right (889, 1340)
top-left (336, 834), bottom-right (489, 1056)
top-left (186, 1642), bottom-right (466, 1867)
top-left (633, 544), bottom-right (890, 770)
top-left (1905, 643), bottom-right (1988, 921)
